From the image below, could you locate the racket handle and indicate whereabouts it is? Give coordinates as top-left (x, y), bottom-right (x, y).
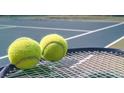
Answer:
top-left (0, 64), bottom-right (15, 78)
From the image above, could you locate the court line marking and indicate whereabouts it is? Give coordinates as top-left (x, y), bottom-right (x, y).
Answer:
top-left (0, 26), bottom-right (16, 30)
top-left (105, 36), bottom-right (124, 48)
top-left (0, 24), bottom-right (90, 32)
top-left (70, 55), bottom-right (94, 68)
top-left (66, 22), bottom-right (124, 40)
top-left (0, 55), bottom-right (8, 60)
top-left (70, 35), bottom-right (124, 68)
top-left (0, 22), bottom-right (124, 60)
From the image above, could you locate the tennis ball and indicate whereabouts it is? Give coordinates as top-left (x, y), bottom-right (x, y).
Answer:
top-left (8, 37), bottom-right (41, 69)
top-left (40, 34), bottom-right (68, 62)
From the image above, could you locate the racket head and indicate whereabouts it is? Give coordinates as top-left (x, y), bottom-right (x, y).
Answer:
top-left (0, 64), bottom-right (17, 78)
top-left (0, 48), bottom-right (124, 78)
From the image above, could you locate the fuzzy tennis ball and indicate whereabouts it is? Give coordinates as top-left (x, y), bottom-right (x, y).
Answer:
top-left (8, 37), bottom-right (41, 69)
top-left (40, 34), bottom-right (68, 62)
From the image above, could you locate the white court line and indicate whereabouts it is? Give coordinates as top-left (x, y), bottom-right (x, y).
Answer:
top-left (0, 26), bottom-right (16, 30)
top-left (70, 35), bottom-right (124, 68)
top-left (70, 55), bottom-right (94, 68)
top-left (105, 36), bottom-right (124, 48)
top-left (66, 22), bottom-right (124, 40)
top-left (0, 22), bottom-right (124, 60)
top-left (0, 24), bottom-right (90, 32)
top-left (0, 55), bottom-right (8, 60)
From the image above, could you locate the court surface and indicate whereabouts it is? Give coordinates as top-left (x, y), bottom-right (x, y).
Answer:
top-left (0, 18), bottom-right (124, 67)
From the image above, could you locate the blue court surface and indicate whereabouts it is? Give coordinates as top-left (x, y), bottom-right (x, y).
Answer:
top-left (0, 18), bottom-right (124, 67)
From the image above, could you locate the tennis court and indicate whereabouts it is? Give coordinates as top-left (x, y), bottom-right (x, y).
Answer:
top-left (0, 17), bottom-right (124, 78)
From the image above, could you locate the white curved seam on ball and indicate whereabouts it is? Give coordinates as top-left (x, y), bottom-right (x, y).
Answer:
top-left (41, 41), bottom-right (65, 61)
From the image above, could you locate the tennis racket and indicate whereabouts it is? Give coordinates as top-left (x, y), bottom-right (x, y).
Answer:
top-left (0, 47), bottom-right (124, 78)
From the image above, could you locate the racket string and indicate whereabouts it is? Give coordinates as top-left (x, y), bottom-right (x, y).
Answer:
top-left (6, 49), bottom-right (124, 78)
top-left (67, 51), bottom-right (124, 78)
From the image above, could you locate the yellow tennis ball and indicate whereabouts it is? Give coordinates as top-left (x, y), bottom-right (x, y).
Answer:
top-left (8, 37), bottom-right (41, 69)
top-left (40, 34), bottom-right (68, 62)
